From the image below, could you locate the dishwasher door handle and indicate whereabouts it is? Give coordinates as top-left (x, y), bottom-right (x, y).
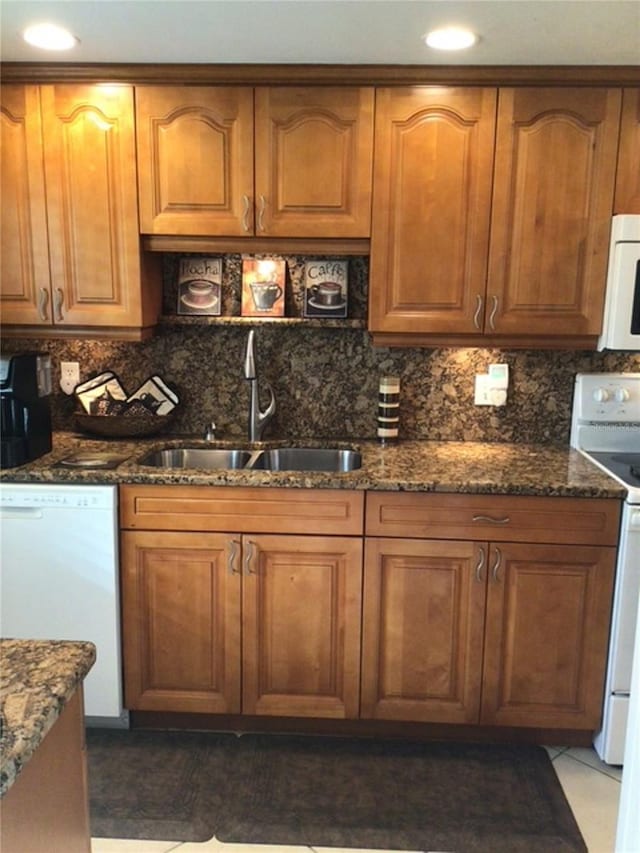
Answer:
top-left (0, 507), bottom-right (44, 519)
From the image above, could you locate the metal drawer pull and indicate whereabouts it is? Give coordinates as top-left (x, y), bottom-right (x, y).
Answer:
top-left (473, 294), bottom-right (483, 330)
top-left (488, 295), bottom-right (499, 330)
top-left (228, 539), bottom-right (241, 575)
top-left (54, 288), bottom-right (64, 322)
top-left (491, 547), bottom-right (502, 582)
top-left (37, 287), bottom-right (49, 322)
top-left (241, 195), bottom-right (250, 232)
top-left (472, 515), bottom-right (511, 524)
top-left (475, 546), bottom-right (485, 582)
top-left (244, 539), bottom-right (257, 574)
top-left (257, 195), bottom-right (266, 232)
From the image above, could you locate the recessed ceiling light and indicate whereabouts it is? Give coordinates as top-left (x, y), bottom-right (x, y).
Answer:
top-left (424, 26), bottom-right (478, 51)
top-left (23, 23), bottom-right (79, 51)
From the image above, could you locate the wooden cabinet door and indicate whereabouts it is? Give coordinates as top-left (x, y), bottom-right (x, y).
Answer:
top-left (487, 88), bottom-right (621, 337)
top-left (242, 534), bottom-right (363, 719)
top-left (361, 537), bottom-right (487, 724)
top-left (614, 88), bottom-right (640, 214)
top-left (481, 542), bottom-right (616, 729)
top-left (0, 85), bottom-right (51, 325)
top-left (136, 86), bottom-right (254, 236)
top-left (369, 87), bottom-right (496, 334)
top-left (121, 530), bottom-right (241, 714)
top-left (40, 85), bottom-right (147, 328)
top-left (254, 87), bottom-right (374, 237)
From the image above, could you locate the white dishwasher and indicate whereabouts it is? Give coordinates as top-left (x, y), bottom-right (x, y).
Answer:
top-left (0, 483), bottom-right (127, 726)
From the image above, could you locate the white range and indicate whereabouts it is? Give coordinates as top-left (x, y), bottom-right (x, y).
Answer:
top-left (571, 372), bottom-right (640, 765)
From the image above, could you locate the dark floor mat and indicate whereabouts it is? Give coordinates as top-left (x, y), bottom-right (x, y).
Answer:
top-left (87, 729), bottom-right (586, 852)
top-left (86, 728), bottom-right (234, 842)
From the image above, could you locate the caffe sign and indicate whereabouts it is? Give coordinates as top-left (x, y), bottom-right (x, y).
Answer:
top-left (303, 259), bottom-right (348, 318)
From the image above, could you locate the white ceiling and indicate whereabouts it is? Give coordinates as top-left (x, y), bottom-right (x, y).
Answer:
top-left (0, 0), bottom-right (639, 66)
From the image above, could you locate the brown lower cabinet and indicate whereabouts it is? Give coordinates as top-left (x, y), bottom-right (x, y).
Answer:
top-left (362, 493), bottom-right (620, 730)
top-left (120, 485), bottom-right (620, 732)
top-left (120, 486), bottom-right (364, 719)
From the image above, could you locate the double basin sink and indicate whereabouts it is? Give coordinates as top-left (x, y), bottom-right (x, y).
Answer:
top-left (138, 445), bottom-right (362, 473)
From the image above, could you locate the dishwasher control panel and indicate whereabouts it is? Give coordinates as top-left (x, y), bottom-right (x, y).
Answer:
top-left (0, 484), bottom-right (116, 510)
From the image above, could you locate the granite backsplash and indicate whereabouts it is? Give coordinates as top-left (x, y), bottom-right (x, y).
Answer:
top-left (3, 254), bottom-right (639, 445)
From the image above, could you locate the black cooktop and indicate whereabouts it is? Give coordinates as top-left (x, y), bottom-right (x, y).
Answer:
top-left (589, 451), bottom-right (640, 489)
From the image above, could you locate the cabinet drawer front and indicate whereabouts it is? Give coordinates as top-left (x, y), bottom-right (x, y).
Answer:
top-left (120, 485), bottom-right (364, 535)
top-left (365, 492), bottom-right (621, 546)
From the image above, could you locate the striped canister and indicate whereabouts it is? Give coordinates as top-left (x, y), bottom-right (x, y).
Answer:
top-left (377, 375), bottom-right (400, 442)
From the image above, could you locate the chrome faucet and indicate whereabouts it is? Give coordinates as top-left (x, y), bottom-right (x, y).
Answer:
top-left (243, 329), bottom-right (276, 442)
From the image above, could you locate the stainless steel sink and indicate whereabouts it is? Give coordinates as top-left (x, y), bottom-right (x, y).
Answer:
top-left (251, 447), bottom-right (362, 473)
top-left (138, 447), bottom-right (254, 470)
top-left (138, 445), bottom-right (362, 473)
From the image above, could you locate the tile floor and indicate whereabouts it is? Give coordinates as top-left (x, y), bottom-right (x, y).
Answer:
top-left (90, 746), bottom-right (622, 853)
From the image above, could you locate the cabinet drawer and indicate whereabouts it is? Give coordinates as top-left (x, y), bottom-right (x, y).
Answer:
top-left (120, 485), bottom-right (364, 536)
top-left (365, 492), bottom-right (621, 546)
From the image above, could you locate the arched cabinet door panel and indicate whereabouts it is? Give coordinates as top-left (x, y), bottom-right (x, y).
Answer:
top-left (254, 87), bottom-right (374, 237)
top-left (42, 85), bottom-right (146, 327)
top-left (136, 86), bottom-right (255, 237)
top-left (0, 85), bottom-right (50, 325)
top-left (369, 87), bottom-right (496, 335)
top-left (487, 87), bottom-right (621, 336)
top-left (2, 84), bottom-right (157, 334)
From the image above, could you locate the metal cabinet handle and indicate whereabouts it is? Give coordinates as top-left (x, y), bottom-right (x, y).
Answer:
top-left (243, 539), bottom-right (257, 575)
top-left (228, 539), bottom-right (241, 575)
top-left (475, 546), bottom-right (486, 582)
top-left (491, 547), bottom-right (502, 582)
top-left (241, 195), bottom-right (251, 232)
top-left (472, 515), bottom-right (511, 525)
top-left (473, 294), bottom-right (483, 330)
top-left (488, 295), bottom-right (499, 331)
top-left (257, 195), bottom-right (266, 232)
top-left (53, 288), bottom-right (64, 322)
top-left (37, 287), bottom-right (49, 322)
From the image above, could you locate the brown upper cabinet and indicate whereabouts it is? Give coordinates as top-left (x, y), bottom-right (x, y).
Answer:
top-left (0, 84), bottom-right (160, 339)
top-left (135, 86), bottom-right (375, 238)
top-left (614, 88), bottom-right (640, 214)
top-left (369, 86), bottom-right (623, 347)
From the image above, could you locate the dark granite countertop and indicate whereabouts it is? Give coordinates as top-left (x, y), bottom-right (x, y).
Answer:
top-left (0, 639), bottom-right (96, 797)
top-left (0, 431), bottom-right (625, 498)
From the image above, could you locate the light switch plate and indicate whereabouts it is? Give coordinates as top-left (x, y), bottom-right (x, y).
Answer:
top-left (489, 363), bottom-right (509, 389)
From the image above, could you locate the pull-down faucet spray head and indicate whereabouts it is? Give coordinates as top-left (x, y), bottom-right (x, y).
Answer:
top-left (243, 329), bottom-right (257, 380)
top-left (243, 329), bottom-right (276, 442)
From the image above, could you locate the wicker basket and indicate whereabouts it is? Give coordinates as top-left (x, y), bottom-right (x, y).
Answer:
top-left (74, 410), bottom-right (177, 438)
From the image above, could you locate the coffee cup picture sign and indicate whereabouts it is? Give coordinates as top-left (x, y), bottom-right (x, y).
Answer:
top-left (304, 260), bottom-right (348, 318)
top-left (177, 257), bottom-right (222, 315)
top-left (241, 258), bottom-right (286, 317)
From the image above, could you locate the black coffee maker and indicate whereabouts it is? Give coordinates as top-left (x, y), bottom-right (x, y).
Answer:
top-left (1, 352), bottom-right (53, 469)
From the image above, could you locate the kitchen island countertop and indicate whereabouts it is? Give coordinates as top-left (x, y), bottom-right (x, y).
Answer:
top-left (0, 639), bottom-right (96, 797)
top-left (0, 431), bottom-right (626, 498)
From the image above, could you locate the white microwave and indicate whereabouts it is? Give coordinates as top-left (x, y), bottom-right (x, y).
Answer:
top-left (598, 214), bottom-right (640, 351)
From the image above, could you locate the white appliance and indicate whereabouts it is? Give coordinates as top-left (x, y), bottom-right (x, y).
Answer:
top-left (598, 215), bottom-right (640, 351)
top-left (0, 483), bottom-right (127, 726)
top-left (571, 373), bottom-right (640, 764)
top-left (616, 587), bottom-right (640, 851)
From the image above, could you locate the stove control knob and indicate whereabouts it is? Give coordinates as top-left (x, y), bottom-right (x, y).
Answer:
top-left (593, 388), bottom-right (610, 403)
top-left (614, 388), bottom-right (630, 403)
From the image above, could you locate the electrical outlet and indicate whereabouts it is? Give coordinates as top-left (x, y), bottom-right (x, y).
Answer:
top-left (474, 374), bottom-right (492, 405)
top-left (60, 361), bottom-right (80, 395)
